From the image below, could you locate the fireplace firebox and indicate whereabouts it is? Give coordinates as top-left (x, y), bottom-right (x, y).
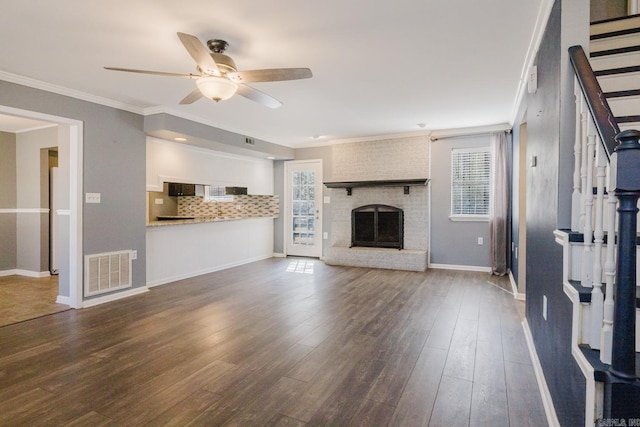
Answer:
top-left (351, 204), bottom-right (404, 249)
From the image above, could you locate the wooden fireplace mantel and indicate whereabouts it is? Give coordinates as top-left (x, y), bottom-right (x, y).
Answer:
top-left (323, 178), bottom-right (430, 195)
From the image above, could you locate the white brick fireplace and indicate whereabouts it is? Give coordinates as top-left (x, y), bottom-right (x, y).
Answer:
top-left (323, 136), bottom-right (430, 271)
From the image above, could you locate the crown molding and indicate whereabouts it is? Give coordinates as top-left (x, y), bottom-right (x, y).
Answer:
top-left (0, 71), bottom-right (144, 115)
top-left (429, 123), bottom-right (511, 140)
top-left (325, 130), bottom-right (432, 146)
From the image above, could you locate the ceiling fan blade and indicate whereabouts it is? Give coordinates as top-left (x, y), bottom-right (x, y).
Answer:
top-left (176, 32), bottom-right (220, 76)
top-left (179, 87), bottom-right (204, 105)
top-left (227, 68), bottom-right (312, 84)
top-left (104, 67), bottom-right (199, 78)
top-left (236, 84), bottom-right (283, 109)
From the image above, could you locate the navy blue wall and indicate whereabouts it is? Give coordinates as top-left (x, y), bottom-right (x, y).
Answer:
top-left (525, 1), bottom-right (587, 425)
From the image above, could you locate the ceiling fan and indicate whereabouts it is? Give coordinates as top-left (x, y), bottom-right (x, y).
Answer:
top-left (105, 32), bottom-right (312, 109)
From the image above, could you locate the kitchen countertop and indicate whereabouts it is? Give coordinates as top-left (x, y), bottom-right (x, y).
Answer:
top-left (146, 215), bottom-right (276, 227)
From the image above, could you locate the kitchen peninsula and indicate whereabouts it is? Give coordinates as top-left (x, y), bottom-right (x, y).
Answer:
top-left (146, 137), bottom-right (278, 287)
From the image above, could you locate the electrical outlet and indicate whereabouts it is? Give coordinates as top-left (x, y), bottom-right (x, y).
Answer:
top-left (543, 295), bottom-right (548, 320)
top-left (131, 250), bottom-right (137, 260)
top-left (155, 198), bottom-right (164, 205)
top-left (85, 193), bottom-right (101, 204)
top-left (323, 232), bottom-right (328, 240)
top-left (324, 196), bottom-right (331, 204)
top-left (477, 237), bottom-right (483, 245)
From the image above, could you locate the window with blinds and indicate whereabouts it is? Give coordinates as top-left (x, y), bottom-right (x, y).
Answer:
top-left (204, 185), bottom-right (234, 202)
top-left (451, 147), bottom-right (491, 218)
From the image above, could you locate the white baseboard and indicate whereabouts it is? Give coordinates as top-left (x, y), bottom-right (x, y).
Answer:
top-left (81, 286), bottom-right (149, 308)
top-left (0, 269), bottom-right (17, 277)
top-left (522, 318), bottom-right (561, 427)
top-left (272, 252), bottom-right (286, 258)
top-left (509, 270), bottom-right (526, 300)
top-left (56, 295), bottom-right (71, 305)
top-left (0, 269), bottom-right (51, 278)
top-left (428, 263), bottom-right (492, 273)
top-left (146, 255), bottom-right (273, 288)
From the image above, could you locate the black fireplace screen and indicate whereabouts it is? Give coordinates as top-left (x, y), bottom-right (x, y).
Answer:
top-left (351, 204), bottom-right (404, 249)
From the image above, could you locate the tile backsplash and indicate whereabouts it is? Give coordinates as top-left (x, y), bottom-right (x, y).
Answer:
top-left (177, 195), bottom-right (279, 219)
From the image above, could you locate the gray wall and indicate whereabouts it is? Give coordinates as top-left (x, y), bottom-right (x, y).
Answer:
top-left (525, 0), bottom-right (589, 424)
top-left (430, 134), bottom-right (491, 268)
top-left (0, 131), bottom-right (17, 271)
top-left (0, 81), bottom-right (147, 294)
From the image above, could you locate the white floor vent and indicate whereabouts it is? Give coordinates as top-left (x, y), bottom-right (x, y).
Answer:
top-left (84, 250), bottom-right (133, 297)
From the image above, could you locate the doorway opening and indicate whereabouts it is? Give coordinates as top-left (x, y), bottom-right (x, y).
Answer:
top-left (0, 106), bottom-right (83, 324)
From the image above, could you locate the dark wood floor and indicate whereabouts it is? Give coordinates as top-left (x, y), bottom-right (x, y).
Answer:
top-left (0, 258), bottom-right (547, 426)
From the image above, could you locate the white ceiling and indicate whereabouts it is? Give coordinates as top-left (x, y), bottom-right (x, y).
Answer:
top-left (0, 0), bottom-right (546, 147)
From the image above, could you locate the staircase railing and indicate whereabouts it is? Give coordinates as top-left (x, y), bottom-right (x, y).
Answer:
top-left (568, 44), bottom-right (639, 387)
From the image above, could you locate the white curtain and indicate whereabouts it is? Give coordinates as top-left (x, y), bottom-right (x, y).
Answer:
top-left (490, 132), bottom-right (509, 276)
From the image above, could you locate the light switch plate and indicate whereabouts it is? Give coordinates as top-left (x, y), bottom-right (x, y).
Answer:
top-left (324, 196), bottom-right (331, 204)
top-left (85, 193), bottom-right (101, 203)
top-left (155, 198), bottom-right (164, 205)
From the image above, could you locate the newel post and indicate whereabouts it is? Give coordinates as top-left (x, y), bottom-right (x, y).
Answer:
top-left (610, 129), bottom-right (640, 381)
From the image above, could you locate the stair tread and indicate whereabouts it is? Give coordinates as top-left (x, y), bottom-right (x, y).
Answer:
top-left (617, 115), bottom-right (640, 123)
top-left (591, 26), bottom-right (640, 41)
top-left (579, 345), bottom-right (640, 379)
top-left (591, 13), bottom-right (640, 26)
top-left (564, 230), bottom-right (640, 245)
top-left (568, 277), bottom-right (640, 308)
top-left (591, 44), bottom-right (640, 58)
top-left (568, 280), bottom-right (593, 303)
top-left (591, 14), bottom-right (640, 37)
top-left (595, 65), bottom-right (640, 76)
top-left (605, 88), bottom-right (640, 98)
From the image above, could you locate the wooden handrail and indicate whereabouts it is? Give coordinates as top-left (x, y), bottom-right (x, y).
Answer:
top-left (568, 45), bottom-right (620, 159)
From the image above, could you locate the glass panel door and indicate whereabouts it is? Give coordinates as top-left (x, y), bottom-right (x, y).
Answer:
top-left (285, 160), bottom-right (322, 257)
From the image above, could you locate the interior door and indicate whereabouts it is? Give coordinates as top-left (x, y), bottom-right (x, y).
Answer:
top-left (285, 160), bottom-right (323, 257)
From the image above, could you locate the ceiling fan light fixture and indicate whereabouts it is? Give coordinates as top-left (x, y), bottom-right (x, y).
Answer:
top-left (196, 76), bottom-right (238, 102)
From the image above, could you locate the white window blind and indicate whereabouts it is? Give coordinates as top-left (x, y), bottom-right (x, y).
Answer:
top-left (451, 147), bottom-right (491, 217)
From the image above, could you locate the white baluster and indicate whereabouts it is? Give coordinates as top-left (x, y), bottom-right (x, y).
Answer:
top-left (572, 81), bottom-right (583, 232)
top-left (579, 97), bottom-right (589, 234)
top-left (590, 138), bottom-right (606, 349)
top-left (582, 119), bottom-right (596, 286)
top-left (601, 161), bottom-right (616, 364)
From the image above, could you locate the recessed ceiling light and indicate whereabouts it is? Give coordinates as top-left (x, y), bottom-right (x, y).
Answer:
top-left (174, 137), bottom-right (187, 142)
top-left (267, 156), bottom-right (276, 160)
top-left (417, 123), bottom-right (427, 129)
top-left (310, 135), bottom-right (322, 140)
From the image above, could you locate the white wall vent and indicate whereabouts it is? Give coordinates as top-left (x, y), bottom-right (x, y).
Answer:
top-left (84, 250), bottom-right (133, 297)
